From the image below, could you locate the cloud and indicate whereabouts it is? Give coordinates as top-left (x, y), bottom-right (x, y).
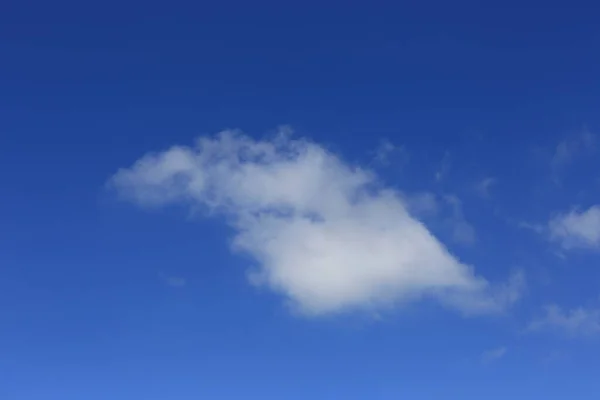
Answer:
top-left (551, 131), bottom-right (594, 169)
top-left (444, 195), bottom-right (477, 246)
top-left (372, 139), bottom-right (409, 167)
top-left (548, 205), bottom-right (600, 250)
top-left (475, 177), bottom-right (497, 198)
top-left (109, 129), bottom-right (522, 316)
top-left (528, 305), bottom-right (600, 336)
top-left (435, 151), bottom-right (451, 182)
top-left (159, 272), bottom-right (187, 287)
top-left (481, 346), bottom-right (507, 364)
top-left (521, 205), bottom-right (600, 252)
top-left (401, 192), bottom-right (439, 217)
top-left (517, 221), bottom-right (545, 235)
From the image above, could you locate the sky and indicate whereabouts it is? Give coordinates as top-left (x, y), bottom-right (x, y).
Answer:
top-left (2, 1), bottom-right (600, 399)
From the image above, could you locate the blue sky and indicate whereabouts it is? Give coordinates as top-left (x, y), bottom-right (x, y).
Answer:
top-left (2, 1), bottom-right (600, 399)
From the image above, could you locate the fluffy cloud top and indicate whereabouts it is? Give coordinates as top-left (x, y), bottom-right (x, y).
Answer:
top-left (548, 206), bottom-right (600, 250)
top-left (109, 129), bottom-right (521, 316)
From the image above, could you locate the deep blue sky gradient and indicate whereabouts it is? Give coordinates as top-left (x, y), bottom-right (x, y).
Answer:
top-left (2, 1), bottom-right (600, 399)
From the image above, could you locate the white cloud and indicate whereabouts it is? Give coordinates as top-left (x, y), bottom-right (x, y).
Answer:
top-left (109, 129), bottom-right (522, 316)
top-left (452, 221), bottom-right (476, 246)
top-left (517, 221), bottom-right (545, 235)
top-left (401, 192), bottom-right (439, 217)
top-left (522, 205), bottom-right (600, 252)
top-left (481, 346), bottom-right (507, 364)
top-left (372, 139), bottom-right (409, 166)
top-left (548, 206), bottom-right (600, 250)
top-left (475, 177), bottom-right (496, 198)
top-left (444, 195), bottom-right (476, 246)
top-left (551, 131), bottom-right (594, 169)
top-left (528, 305), bottom-right (600, 336)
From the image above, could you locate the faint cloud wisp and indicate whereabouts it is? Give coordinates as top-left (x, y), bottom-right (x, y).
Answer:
top-left (481, 346), bottom-right (507, 364)
top-left (528, 305), bottom-right (600, 337)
